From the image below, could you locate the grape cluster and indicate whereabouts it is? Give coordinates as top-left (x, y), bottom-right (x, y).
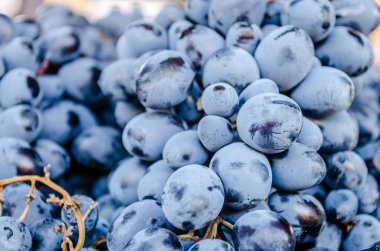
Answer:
top-left (0, 0), bottom-right (380, 251)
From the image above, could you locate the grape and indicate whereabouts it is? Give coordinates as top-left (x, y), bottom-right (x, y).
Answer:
top-left (210, 142), bottom-right (272, 209)
top-left (208, 0), bottom-right (266, 35)
top-left (84, 218), bottom-right (110, 248)
top-left (280, 0), bottom-right (335, 42)
top-left (0, 68), bottom-right (42, 108)
top-left (263, 0), bottom-right (289, 26)
top-left (97, 194), bottom-right (123, 224)
top-left (238, 78), bottom-right (279, 107)
top-left (237, 93), bottom-right (303, 154)
top-left (71, 126), bottom-right (127, 172)
top-left (168, 20), bottom-right (192, 50)
top-left (316, 26), bottom-right (373, 77)
top-left (0, 36), bottom-right (37, 71)
top-left (0, 216), bottom-right (32, 251)
top-left (176, 24), bottom-right (224, 71)
top-left (33, 139), bottom-right (71, 180)
top-left (325, 189), bottom-right (358, 224)
top-left (233, 210), bottom-right (296, 251)
top-left (300, 184), bottom-right (327, 204)
top-left (155, 4), bottom-right (186, 29)
top-left (0, 105), bottom-right (42, 142)
top-left (0, 14), bottom-right (14, 45)
top-left (186, 0), bottom-right (211, 25)
top-left (312, 221), bottom-right (342, 251)
top-left (343, 214), bottom-right (380, 251)
top-left (162, 164), bottom-right (224, 230)
top-left (202, 47), bottom-right (260, 93)
top-left (270, 142), bottom-right (326, 192)
top-left (37, 75), bottom-right (65, 104)
top-left (30, 218), bottom-right (64, 251)
top-left (201, 83), bottom-right (239, 118)
top-left (220, 201), bottom-right (270, 225)
top-left (355, 174), bottom-right (379, 214)
top-left (255, 25), bottom-right (314, 91)
top-left (324, 151), bottom-right (368, 191)
top-left (226, 22), bottom-right (263, 55)
top-left (269, 192), bottom-right (326, 244)
top-left (122, 111), bottom-right (186, 161)
top-left (108, 157), bottom-right (148, 205)
top-left (107, 200), bottom-right (170, 251)
top-left (291, 67), bottom-right (355, 117)
top-left (297, 117), bottom-right (323, 151)
top-left (114, 100), bottom-right (145, 129)
top-left (189, 239), bottom-right (234, 251)
top-left (116, 20), bottom-right (167, 58)
top-left (125, 227), bottom-right (183, 251)
top-left (136, 50), bottom-right (195, 109)
top-left (163, 131), bottom-right (208, 169)
top-left (197, 115), bottom-right (234, 152)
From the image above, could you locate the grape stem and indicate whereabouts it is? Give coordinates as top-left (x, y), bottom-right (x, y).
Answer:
top-left (90, 236), bottom-right (107, 249)
top-left (0, 165), bottom-right (85, 251)
top-left (18, 179), bottom-right (36, 222)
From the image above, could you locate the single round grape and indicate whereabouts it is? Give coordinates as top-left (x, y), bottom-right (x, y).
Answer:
top-left (226, 22), bottom-right (263, 55)
top-left (237, 93), bottom-right (303, 154)
top-left (97, 194), bottom-right (123, 224)
top-left (58, 57), bottom-right (103, 104)
top-left (155, 4), bottom-right (186, 29)
top-left (238, 78), bottom-right (279, 107)
top-left (269, 192), bottom-right (326, 244)
top-left (325, 189), bottom-right (358, 224)
top-left (122, 111), bottom-right (186, 161)
top-left (0, 14), bottom-right (14, 45)
top-left (168, 20), bottom-right (193, 50)
top-left (312, 221), bottom-right (342, 251)
top-left (210, 142), bottom-right (272, 209)
top-left (0, 216), bottom-right (32, 251)
top-left (233, 210), bottom-right (296, 251)
top-left (255, 25), bottom-right (314, 91)
top-left (136, 50), bottom-right (195, 109)
top-left (40, 100), bottom-right (98, 145)
top-left (208, 0), bottom-right (266, 35)
top-left (0, 68), bottom-right (42, 108)
top-left (71, 126), bottom-right (127, 172)
top-left (109, 157), bottom-right (148, 205)
top-left (176, 24), bottom-right (224, 72)
top-left (356, 174), bottom-right (379, 214)
top-left (114, 100), bottom-right (144, 129)
top-left (186, 0), bottom-right (211, 25)
top-left (0, 105), bottom-right (42, 142)
top-left (3, 183), bottom-right (54, 227)
top-left (0, 36), bottom-right (37, 71)
top-left (163, 131), bottom-right (208, 169)
top-left (37, 75), bottom-right (65, 103)
top-left (333, 0), bottom-right (380, 35)
top-left (325, 151), bottom-right (368, 191)
top-left (343, 214), bottom-right (380, 251)
top-left (202, 47), bottom-right (260, 94)
top-left (350, 101), bottom-right (380, 145)
top-left (316, 26), bottom-right (373, 77)
top-left (314, 111), bottom-right (359, 153)
top-left (107, 200), bottom-right (170, 251)
top-left (35, 26), bottom-right (80, 66)
top-left (197, 115), bottom-right (234, 152)
top-left (137, 160), bottom-right (174, 202)
top-left (300, 184), bottom-right (327, 204)
top-left (281, 0), bottom-right (335, 42)
top-left (98, 59), bottom-right (135, 101)
top-left (116, 20), bottom-right (167, 58)
top-left (297, 117), bottom-right (323, 151)
top-left (189, 239), bottom-right (234, 251)
top-left (201, 83), bottom-right (239, 118)
top-left (162, 164), bottom-right (225, 231)
top-left (125, 227), bottom-right (183, 251)
top-left (271, 142), bottom-right (326, 192)
top-left (30, 218), bottom-right (64, 251)
top-left (291, 67), bottom-right (355, 117)
top-left (33, 139), bottom-right (71, 180)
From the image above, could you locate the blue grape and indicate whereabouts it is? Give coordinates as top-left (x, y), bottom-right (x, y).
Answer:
top-left (238, 78), bottom-right (279, 107)
top-left (210, 142), bottom-right (272, 209)
top-left (168, 20), bottom-right (192, 50)
top-left (0, 216), bottom-right (32, 251)
top-left (197, 115), bottom-right (234, 152)
top-left (201, 82), bottom-right (239, 118)
top-left (186, 0), bottom-right (211, 25)
top-left (107, 200), bottom-right (170, 251)
top-left (0, 36), bottom-right (37, 71)
top-left (255, 25), bottom-right (314, 91)
top-left (114, 100), bottom-right (144, 129)
top-left (263, 0), bottom-right (289, 25)
top-left (202, 47), bottom-right (260, 93)
top-left (189, 239), bottom-right (234, 251)
top-left (324, 189), bottom-right (358, 224)
top-left (109, 157), bottom-right (148, 205)
top-left (37, 75), bottom-right (65, 104)
top-left (355, 174), bottom-right (379, 214)
top-left (233, 210), bottom-right (296, 251)
top-left (226, 22), bottom-right (263, 55)
top-left (237, 93), bottom-right (303, 154)
top-left (270, 142), bottom-right (326, 192)
top-left (162, 164), bottom-right (224, 230)
top-left (125, 227), bottom-right (183, 251)
top-left (0, 14), bottom-right (14, 45)
top-left (312, 221), bottom-right (342, 251)
top-left (155, 4), bottom-right (186, 29)
top-left (219, 201), bottom-right (270, 224)
top-left (297, 117), bottom-right (323, 151)
top-left (30, 218), bottom-right (64, 251)
top-left (97, 194), bottom-right (123, 224)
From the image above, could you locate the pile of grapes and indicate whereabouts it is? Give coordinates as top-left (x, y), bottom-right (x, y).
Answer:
top-left (0, 0), bottom-right (380, 250)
